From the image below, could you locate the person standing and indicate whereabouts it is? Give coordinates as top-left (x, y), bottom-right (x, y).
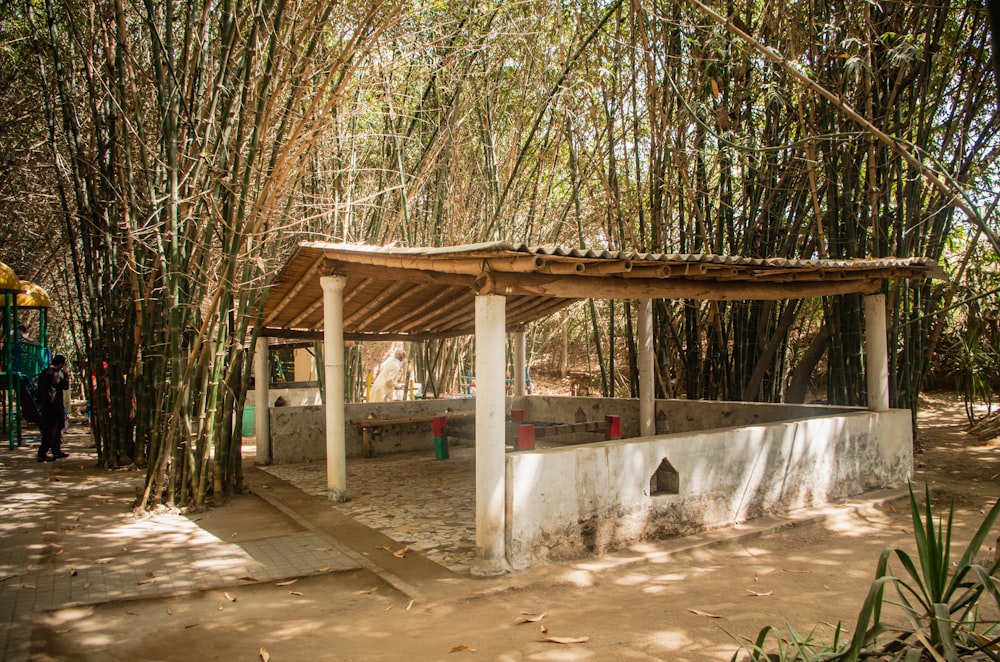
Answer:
top-left (369, 348), bottom-right (406, 402)
top-left (37, 354), bottom-right (70, 462)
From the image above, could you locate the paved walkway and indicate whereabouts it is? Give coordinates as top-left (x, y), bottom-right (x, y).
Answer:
top-left (0, 425), bottom-right (359, 662)
top-left (260, 446), bottom-right (477, 572)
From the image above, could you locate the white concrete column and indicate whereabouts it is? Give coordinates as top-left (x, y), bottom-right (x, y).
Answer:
top-left (864, 293), bottom-right (890, 412)
top-left (253, 336), bottom-right (271, 464)
top-left (513, 328), bottom-right (527, 397)
top-left (321, 274), bottom-right (348, 501)
top-left (472, 294), bottom-right (510, 576)
top-left (638, 298), bottom-right (655, 436)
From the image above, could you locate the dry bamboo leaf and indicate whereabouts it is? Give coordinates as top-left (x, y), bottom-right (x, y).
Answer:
top-left (125, 609), bottom-right (137, 616)
top-left (94, 558), bottom-right (112, 565)
top-left (449, 645), bottom-right (476, 653)
top-left (184, 623), bottom-right (198, 629)
top-left (21, 584), bottom-right (36, 589)
top-left (223, 592), bottom-right (237, 602)
top-left (289, 591), bottom-right (303, 596)
top-left (239, 576), bottom-right (259, 582)
top-left (384, 605), bottom-right (394, 611)
top-left (318, 566), bottom-right (330, 573)
top-left (745, 589), bottom-right (773, 597)
top-left (687, 609), bottom-right (723, 619)
top-left (259, 647), bottom-right (270, 662)
top-left (54, 549), bottom-right (64, 556)
top-left (314, 547), bottom-right (332, 552)
top-left (514, 612), bottom-right (546, 624)
top-left (539, 625), bottom-right (548, 634)
top-left (392, 546), bottom-right (409, 558)
top-left (231, 532), bottom-right (238, 538)
top-left (540, 636), bottom-right (589, 644)
top-left (275, 579), bottom-right (298, 586)
top-left (136, 579), bottom-right (154, 586)
top-left (375, 545), bottom-right (392, 552)
top-left (406, 599), bottom-right (414, 611)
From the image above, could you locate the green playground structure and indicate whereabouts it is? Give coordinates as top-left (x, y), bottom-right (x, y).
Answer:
top-left (0, 262), bottom-right (54, 449)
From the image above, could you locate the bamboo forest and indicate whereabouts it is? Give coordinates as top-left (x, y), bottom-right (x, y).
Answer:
top-left (1, 0), bottom-right (999, 510)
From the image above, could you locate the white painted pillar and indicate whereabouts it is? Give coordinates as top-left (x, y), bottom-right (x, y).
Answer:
top-left (472, 294), bottom-right (510, 576)
top-left (321, 275), bottom-right (348, 501)
top-left (513, 328), bottom-right (527, 397)
top-left (638, 298), bottom-right (655, 436)
top-left (253, 336), bottom-right (271, 464)
top-left (864, 293), bottom-right (890, 412)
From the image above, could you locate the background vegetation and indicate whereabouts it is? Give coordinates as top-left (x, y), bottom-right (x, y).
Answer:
top-left (1, 0), bottom-right (999, 509)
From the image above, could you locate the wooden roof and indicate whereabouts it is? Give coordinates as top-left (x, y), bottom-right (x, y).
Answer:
top-left (260, 241), bottom-right (944, 340)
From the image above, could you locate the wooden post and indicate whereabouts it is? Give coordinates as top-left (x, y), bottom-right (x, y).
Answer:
top-left (321, 274), bottom-right (348, 501)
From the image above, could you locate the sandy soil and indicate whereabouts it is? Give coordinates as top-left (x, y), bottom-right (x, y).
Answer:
top-left (26, 393), bottom-right (1000, 662)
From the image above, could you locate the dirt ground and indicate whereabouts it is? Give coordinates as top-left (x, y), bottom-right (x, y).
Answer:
top-left (23, 393), bottom-right (1000, 661)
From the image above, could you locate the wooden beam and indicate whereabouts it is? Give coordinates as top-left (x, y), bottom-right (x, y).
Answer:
top-left (474, 271), bottom-right (883, 300)
top-left (263, 254), bottom-right (325, 325)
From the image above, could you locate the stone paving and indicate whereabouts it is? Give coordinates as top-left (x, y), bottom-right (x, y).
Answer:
top-left (259, 446), bottom-right (478, 572)
top-left (0, 428), bottom-right (360, 662)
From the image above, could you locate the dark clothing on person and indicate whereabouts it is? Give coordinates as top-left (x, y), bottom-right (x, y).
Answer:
top-left (37, 364), bottom-right (69, 461)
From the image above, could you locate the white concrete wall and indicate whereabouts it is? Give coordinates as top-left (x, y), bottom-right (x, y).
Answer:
top-left (247, 384), bottom-right (322, 407)
top-left (268, 399), bottom-right (476, 463)
top-left (504, 409), bottom-right (912, 569)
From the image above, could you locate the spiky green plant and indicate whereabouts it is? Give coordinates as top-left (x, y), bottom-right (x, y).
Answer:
top-left (735, 485), bottom-right (1000, 661)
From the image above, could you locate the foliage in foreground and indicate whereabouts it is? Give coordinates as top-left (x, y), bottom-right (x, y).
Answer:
top-left (734, 485), bottom-right (1000, 661)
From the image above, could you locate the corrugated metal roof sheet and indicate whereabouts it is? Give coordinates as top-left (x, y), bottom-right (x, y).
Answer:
top-left (261, 242), bottom-right (943, 340)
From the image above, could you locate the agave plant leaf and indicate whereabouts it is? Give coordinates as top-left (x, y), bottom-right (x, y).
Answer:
top-left (930, 602), bottom-right (958, 661)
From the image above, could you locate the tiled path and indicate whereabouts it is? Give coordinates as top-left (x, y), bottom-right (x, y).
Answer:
top-left (260, 446), bottom-right (477, 572)
top-left (0, 429), bottom-right (359, 662)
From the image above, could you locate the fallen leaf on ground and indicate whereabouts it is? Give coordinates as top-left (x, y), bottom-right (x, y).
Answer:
top-left (540, 636), bottom-right (589, 644)
top-left (406, 599), bottom-right (414, 611)
top-left (231, 532), bottom-right (238, 538)
top-left (184, 623), bottom-right (198, 629)
top-left (514, 612), bottom-right (546, 624)
top-left (355, 587), bottom-right (378, 595)
top-left (166, 608), bottom-right (173, 615)
top-left (539, 625), bottom-right (548, 634)
top-left (392, 546), bottom-right (409, 558)
top-left (275, 579), bottom-right (298, 586)
top-left (687, 609), bottom-right (723, 619)
top-left (145, 570), bottom-right (155, 578)
top-left (384, 605), bottom-right (394, 611)
top-left (217, 602), bottom-right (225, 611)
top-left (125, 609), bottom-right (137, 615)
top-left (314, 547), bottom-right (332, 552)
top-left (449, 645), bottom-right (476, 653)
top-left (745, 589), bottom-right (773, 597)
top-left (136, 579), bottom-right (154, 586)
top-left (290, 591), bottom-right (303, 596)
top-left (223, 592), bottom-right (237, 602)
top-left (21, 584), bottom-right (36, 589)
top-left (82, 581), bottom-right (90, 589)
top-left (259, 647), bottom-right (270, 662)
top-left (69, 569), bottom-right (77, 577)
top-left (239, 576), bottom-right (259, 582)
top-left (94, 558), bottom-right (112, 565)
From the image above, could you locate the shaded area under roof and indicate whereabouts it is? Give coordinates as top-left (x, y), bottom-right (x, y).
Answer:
top-left (260, 241), bottom-right (944, 341)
